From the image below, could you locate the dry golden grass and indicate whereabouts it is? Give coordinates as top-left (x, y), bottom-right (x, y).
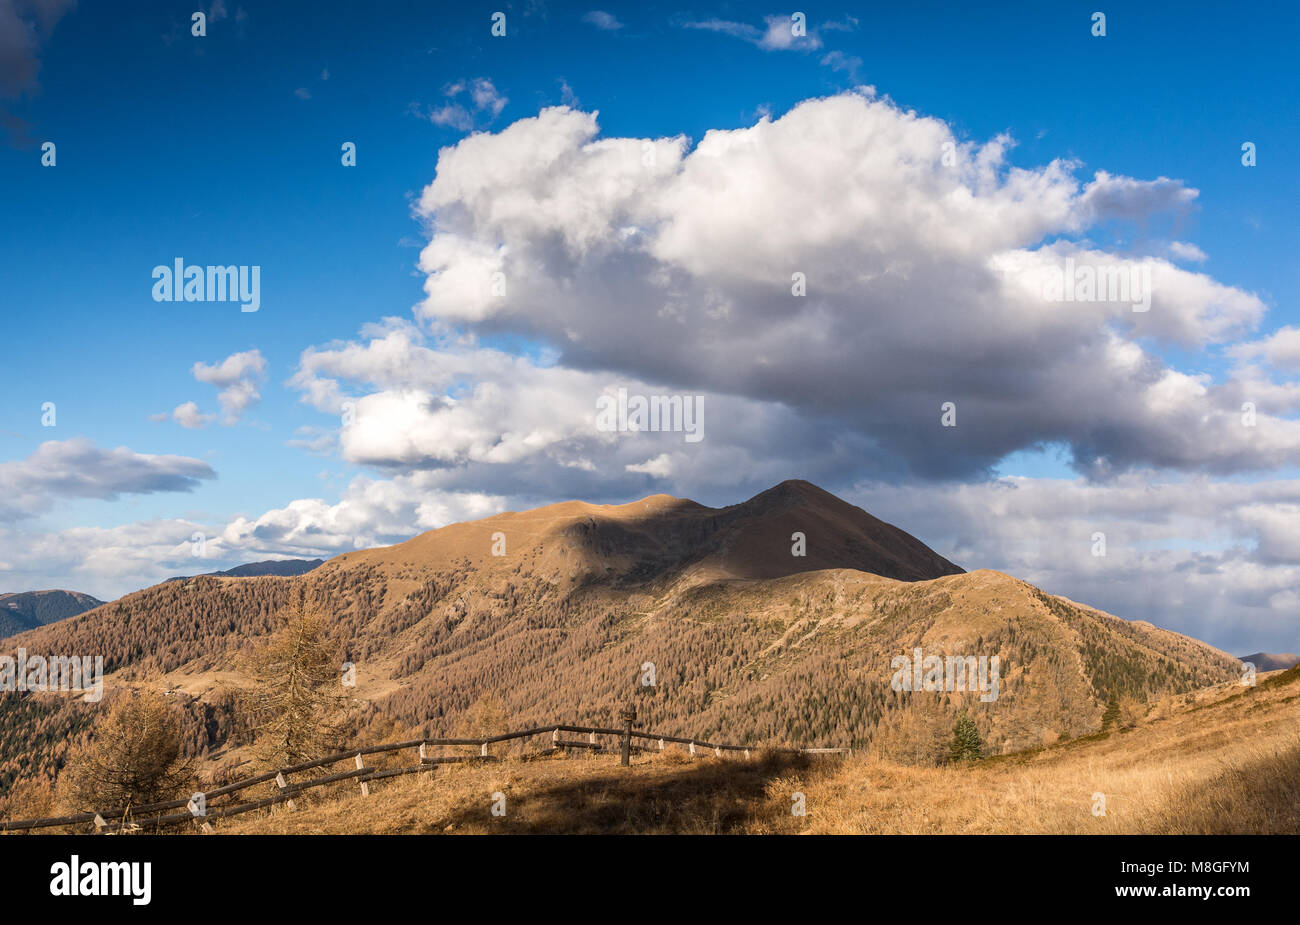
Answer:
top-left (209, 668), bottom-right (1299, 836)
top-left (800, 669), bottom-right (1300, 834)
top-left (216, 750), bottom-right (819, 835)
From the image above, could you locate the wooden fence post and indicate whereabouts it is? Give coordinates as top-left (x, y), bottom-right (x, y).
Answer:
top-left (689, 741), bottom-right (696, 757)
top-left (276, 772), bottom-right (296, 811)
top-left (480, 741), bottom-right (489, 758)
top-left (619, 706), bottom-right (636, 767)
top-left (356, 754), bottom-right (370, 796)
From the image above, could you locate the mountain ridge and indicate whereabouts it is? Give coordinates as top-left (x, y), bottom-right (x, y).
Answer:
top-left (0, 480), bottom-right (1241, 791)
top-left (1238, 652), bottom-right (1300, 671)
top-left (165, 558), bottom-right (325, 583)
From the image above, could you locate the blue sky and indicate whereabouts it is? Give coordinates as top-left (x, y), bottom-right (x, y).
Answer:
top-left (1, 1), bottom-right (1297, 654)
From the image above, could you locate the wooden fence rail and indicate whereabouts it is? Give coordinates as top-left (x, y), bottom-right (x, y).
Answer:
top-left (0, 720), bottom-right (851, 834)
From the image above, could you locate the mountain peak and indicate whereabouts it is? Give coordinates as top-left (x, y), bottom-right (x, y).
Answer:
top-left (333, 479), bottom-right (962, 588)
top-left (741, 479), bottom-right (836, 507)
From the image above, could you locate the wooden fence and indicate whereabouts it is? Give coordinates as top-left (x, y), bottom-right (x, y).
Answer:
top-left (0, 720), bottom-right (851, 834)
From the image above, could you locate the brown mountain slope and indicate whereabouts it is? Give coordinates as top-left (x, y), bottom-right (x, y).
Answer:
top-left (0, 481), bottom-right (1237, 795)
top-left (320, 478), bottom-right (963, 590)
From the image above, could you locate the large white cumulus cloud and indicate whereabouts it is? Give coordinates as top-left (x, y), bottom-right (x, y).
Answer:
top-left (410, 92), bottom-right (1290, 479)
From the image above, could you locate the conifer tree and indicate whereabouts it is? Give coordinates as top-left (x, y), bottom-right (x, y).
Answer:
top-left (60, 692), bottom-right (195, 816)
top-left (250, 588), bottom-right (348, 770)
top-left (949, 712), bottom-right (984, 762)
top-left (1101, 689), bottom-right (1121, 731)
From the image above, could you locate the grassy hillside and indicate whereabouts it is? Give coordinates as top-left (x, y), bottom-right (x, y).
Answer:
top-left (207, 666), bottom-right (1300, 835)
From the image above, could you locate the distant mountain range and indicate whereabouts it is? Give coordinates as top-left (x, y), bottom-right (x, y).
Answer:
top-left (1238, 652), bottom-right (1300, 671)
top-left (0, 590), bottom-right (104, 640)
top-left (165, 558), bottom-right (325, 582)
top-left (0, 560), bottom-right (324, 641)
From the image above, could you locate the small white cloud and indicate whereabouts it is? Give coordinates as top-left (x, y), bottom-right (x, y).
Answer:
top-left (683, 15), bottom-right (823, 51)
top-left (294, 87), bottom-right (311, 100)
top-left (1168, 240), bottom-right (1208, 262)
top-left (171, 401), bottom-right (214, 429)
top-left (181, 349), bottom-right (269, 425)
top-left (583, 10), bottom-right (623, 30)
top-left (757, 14), bottom-right (821, 50)
top-left (426, 103), bottom-right (473, 131)
top-left (418, 77), bottom-right (507, 131)
top-left (468, 77), bottom-right (507, 118)
top-left (626, 453), bottom-right (678, 477)
top-left (192, 349), bottom-right (266, 386)
top-left (820, 50), bottom-right (861, 78)
top-left (682, 18), bottom-right (760, 43)
top-left (820, 16), bottom-right (860, 33)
